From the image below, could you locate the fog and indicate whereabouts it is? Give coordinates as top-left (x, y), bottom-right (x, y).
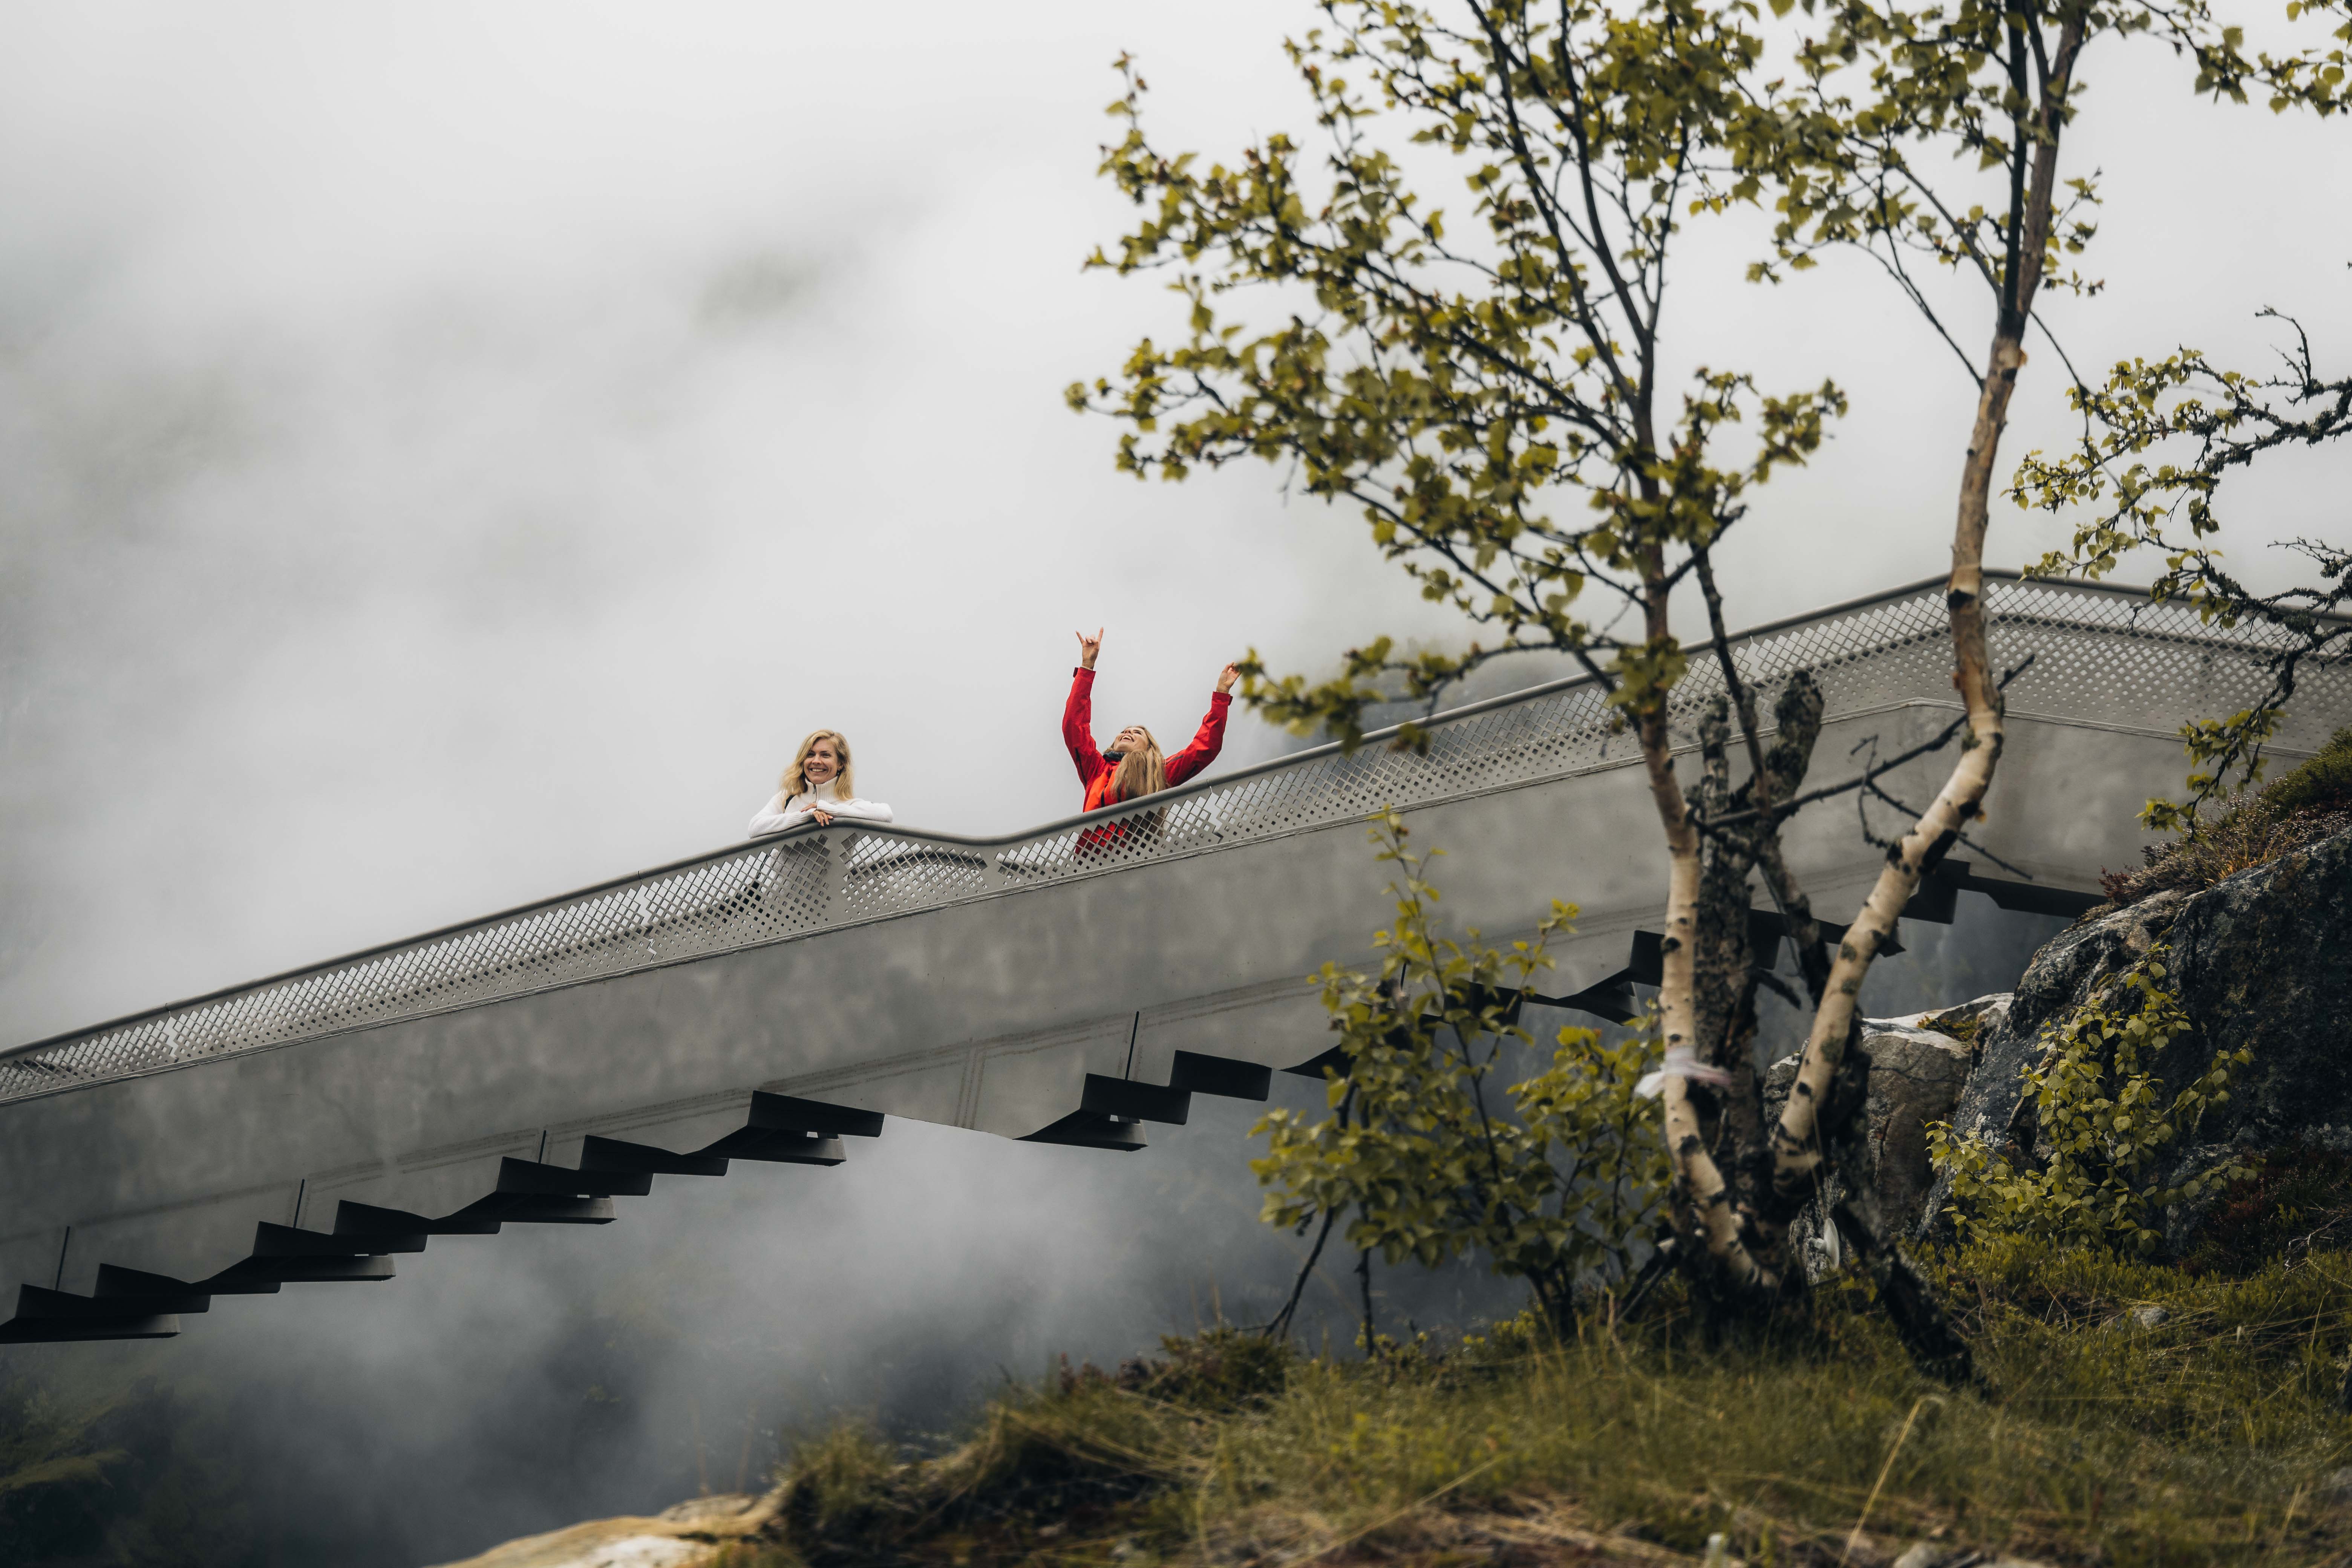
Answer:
top-left (0, 3), bottom-right (2345, 1562)
top-left (4, 1081), bottom-right (1531, 1565)
top-left (3, 1), bottom-right (2346, 1043)
top-left (0, 891), bottom-right (2055, 1567)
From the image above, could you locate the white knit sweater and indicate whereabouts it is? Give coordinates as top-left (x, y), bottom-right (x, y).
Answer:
top-left (747, 781), bottom-right (893, 837)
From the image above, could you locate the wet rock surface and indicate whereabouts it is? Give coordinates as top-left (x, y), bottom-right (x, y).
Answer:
top-left (2160, 827), bottom-right (2352, 1151)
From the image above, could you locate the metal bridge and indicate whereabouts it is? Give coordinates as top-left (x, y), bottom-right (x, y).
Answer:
top-left (4, 574), bottom-right (2343, 1343)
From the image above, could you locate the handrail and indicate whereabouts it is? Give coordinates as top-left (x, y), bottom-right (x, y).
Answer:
top-left (4, 571), bottom-right (2343, 1103)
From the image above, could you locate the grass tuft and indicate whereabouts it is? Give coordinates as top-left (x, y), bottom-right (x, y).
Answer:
top-left (2100, 727), bottom-right (2352, 909)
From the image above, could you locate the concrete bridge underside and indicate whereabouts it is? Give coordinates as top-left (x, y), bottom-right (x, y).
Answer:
top-left (3, 576), bottom-right (2344, 1343)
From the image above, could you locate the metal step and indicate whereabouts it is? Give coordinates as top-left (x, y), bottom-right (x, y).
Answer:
top-left (1081, 1073), bottom-right (1190, 1126)
top-left (698, 1127), bottom-right (847, 1165)
top-left (0, 1299), bottom-right (179, 1342)
top-left (579, 1135), bottom-right (729, 1178)
top-left (452, 1193), bottom-right (618, 1225)
top-left (493, 1158), bottom-right (654, 1199)
top-left (11, 1282), bottom-right (203, 1321)
top-left (209, 1254), bottom-right (395, 1286)
top-left (1167, 1050), bottom-right (1273, 1101)
top-left (254, 1220), bottom-right (423, 1256)
top-left (95, 1265), bottom-right (216, 1312)
top-left (744, 1092), bottom-right (885, 1139)
top-left (334, 1200), bottom-right (501, 1238)
top-left (1021, 1111), bottom-right (1148, 1152)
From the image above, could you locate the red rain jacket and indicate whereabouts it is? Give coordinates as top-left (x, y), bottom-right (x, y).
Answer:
top-left (1063, 667), bottom-right (1231, 812)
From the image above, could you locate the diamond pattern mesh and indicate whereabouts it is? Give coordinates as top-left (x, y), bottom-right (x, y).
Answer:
top-left (3, 576), bottom-right (2341, 1106)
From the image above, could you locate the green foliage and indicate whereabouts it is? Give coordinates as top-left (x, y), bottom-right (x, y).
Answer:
top-left (1072, 0), bottom-right (2350, 744)
top-left (2012, 326), bottom-right (2352, 829)
top-left (1764, 0), bottom-right (2349, 335)
top-left (2262, 721), bottom-right (2352, 817)
top-left (770, 1239), bottom-right (2352, 1566)
top-left (2096, 778), bottom-right (2351, 908)
top-left (1071, 2), bottom-right (1846, 743)
top-left (1252, 812), bottom-right (1666, 1321)
top-left (1929, 947), bottom-right (2254, 1254)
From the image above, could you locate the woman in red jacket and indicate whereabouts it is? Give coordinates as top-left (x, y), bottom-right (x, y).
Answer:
top-left (1063, 628), bottom-right (1238, 819)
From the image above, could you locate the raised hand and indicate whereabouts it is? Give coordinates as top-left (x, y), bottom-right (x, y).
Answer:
top-left (1076, 627), bottom-right (1105, 670)
top-left (1216, 661), bottom-right (1240, 694)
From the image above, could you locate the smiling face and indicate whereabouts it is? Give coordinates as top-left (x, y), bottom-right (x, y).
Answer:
top-left (801, 737), bottom-right (841, 787)
top-left (1112, 724), bottom-right (1152, 755)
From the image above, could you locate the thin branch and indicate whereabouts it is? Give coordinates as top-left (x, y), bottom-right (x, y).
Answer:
top-left (1859, 778), bottom-right (2036, 878)
top-left (1471, 2), bottom-right (1643, 403)
top-left (1265, 1206), bottom-right (1342, 1341)
top-left (1693, 546), bottom-right (1816, 984)
top-left (1869, 240), bottom-right (1984, 389)
top-left (1695, 656), bottom-right (2039, 832)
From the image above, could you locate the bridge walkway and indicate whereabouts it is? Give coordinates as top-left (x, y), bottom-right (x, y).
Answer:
top-left (2, 574), bottom-right (2342, 1342)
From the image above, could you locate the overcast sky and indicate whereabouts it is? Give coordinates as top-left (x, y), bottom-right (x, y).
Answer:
top-left (3, 1), bottom-right (2347, 1044)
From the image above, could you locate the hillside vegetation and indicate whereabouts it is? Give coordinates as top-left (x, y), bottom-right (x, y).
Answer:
top-left (2098, 728), bottom-right (2352, 910)
top-left (689, 1235), bottom-right (2352, 1568)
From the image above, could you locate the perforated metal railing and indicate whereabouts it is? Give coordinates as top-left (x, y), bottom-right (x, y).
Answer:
top-left (3, 573), bottom-right (2343, 1107)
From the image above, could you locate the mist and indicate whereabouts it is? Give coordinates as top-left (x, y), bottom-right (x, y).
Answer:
top-left (1, 1074), bottom-right (1528, 1566)
top-left (0, 891), bottom-right (2060, 1566)
top-left (1, 3), bottom-right (2347, 1563)
top-left (3, 1), bottom-right (2346, 1046)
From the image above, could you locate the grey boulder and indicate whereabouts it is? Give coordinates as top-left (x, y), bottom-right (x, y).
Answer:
top-left (1919, 826), bottom-right (2352, 1242)
top-left (1765, 1005), bottom-right (1983, 1273)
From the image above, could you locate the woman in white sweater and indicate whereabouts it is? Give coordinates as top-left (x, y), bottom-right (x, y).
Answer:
top-left (748, 729), bottom-right (894, 836)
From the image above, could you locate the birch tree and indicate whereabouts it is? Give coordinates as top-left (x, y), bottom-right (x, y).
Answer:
top-left (1746, 0), bottom-right (2348, 1277)
top-left (1072, 0), bottom-right (2349, 1356)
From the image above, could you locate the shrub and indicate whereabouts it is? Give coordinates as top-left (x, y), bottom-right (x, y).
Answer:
top-left (2263, 723), bottom-right (2352, 817)
top-left (1108, 1328), bottom-right (1295, 1411)
top-left (1251, 814), bottom-right (1666, 1331)
top-left (2102, 725), bottom-right (2352, 907)
top-left (1928, 947), bottom-right (2253, 1253)
top-left (2180, 1143), bottom-right (2352, 1276)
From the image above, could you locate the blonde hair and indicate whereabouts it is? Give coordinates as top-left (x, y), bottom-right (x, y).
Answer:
top-left (779, 729), bottom-right (855, 799)
top-left (1108, 727), bottom-right (1165, 804)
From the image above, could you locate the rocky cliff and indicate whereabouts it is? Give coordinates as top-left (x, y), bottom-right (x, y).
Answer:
top-left (1755, 826), bottom-right (2352, 1258)
top-left (1916, 825), bottom-right (2352, 1242)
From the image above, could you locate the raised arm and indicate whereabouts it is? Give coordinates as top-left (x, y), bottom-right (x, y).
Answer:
top-left (1163, 662), bottom-right (1239, 789)
top-left (1063, 628), bottom-right (1110, 790)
